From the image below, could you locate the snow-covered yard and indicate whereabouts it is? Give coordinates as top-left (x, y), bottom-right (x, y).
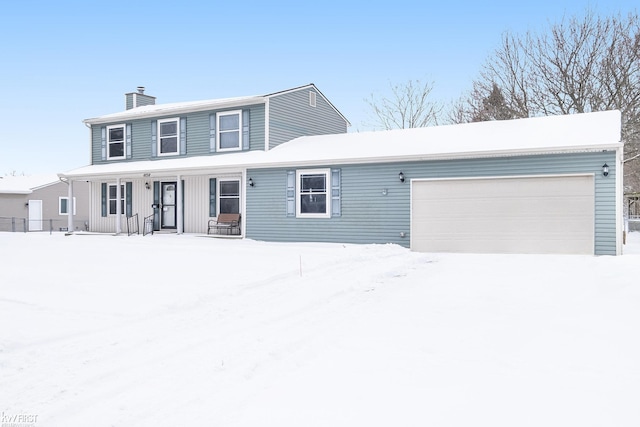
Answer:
top-left (1, 232), bottom-right (639, 426)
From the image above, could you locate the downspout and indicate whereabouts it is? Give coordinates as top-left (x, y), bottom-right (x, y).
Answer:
top-left (264, 98), bottom-right (270, 151)
top-left (617, 146), bottom-right (624, 255)
top-left (177, 174), bottom-right (183, 234)
top-left (85, 121), bottom-right (92, 167)
top-left (59, 176), bottom-right (74, 235)
top-left (241, 169), bottom-right (247, 238)
top-left (115, 177), bottom-right (121, 234)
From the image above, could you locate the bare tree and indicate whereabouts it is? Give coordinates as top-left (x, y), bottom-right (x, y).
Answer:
top-left (366, 79), bottom-right (442, 130)
top-left (457, 9), bottom-right (640, 191)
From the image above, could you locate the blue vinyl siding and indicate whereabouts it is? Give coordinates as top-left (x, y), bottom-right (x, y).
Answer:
top-left (245, 151), bottom-right (618, 255)
top-left (269, 88), bottom-right (347, 149)
top-left (90, 104), bottom-right (265, 164)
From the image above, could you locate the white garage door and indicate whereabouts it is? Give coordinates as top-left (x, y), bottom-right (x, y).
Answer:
top-left (411, 175), bottom-right (595, 254)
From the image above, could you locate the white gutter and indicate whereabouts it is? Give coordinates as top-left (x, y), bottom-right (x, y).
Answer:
top-left (58, 142), bottom-right (625, 181)
top-left (84, 96), bottom-right (266, 125)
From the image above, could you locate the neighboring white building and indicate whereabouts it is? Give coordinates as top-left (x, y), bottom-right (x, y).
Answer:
top-left (0, 175), bottom-right (89, 232)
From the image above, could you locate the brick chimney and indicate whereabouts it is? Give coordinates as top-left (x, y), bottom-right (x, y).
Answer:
top-left (125, 86), bottom-right (156, 110)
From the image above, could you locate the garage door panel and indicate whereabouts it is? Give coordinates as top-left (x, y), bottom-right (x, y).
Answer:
top-left (411, 175), bottom-right (595, 254)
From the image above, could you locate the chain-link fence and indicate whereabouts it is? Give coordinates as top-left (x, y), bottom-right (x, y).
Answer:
top-left (0, 217), bottom-right (89, 233)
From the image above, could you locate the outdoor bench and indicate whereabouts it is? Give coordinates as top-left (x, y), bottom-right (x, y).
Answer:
top-left (207, 213), bottom-right (241, 235)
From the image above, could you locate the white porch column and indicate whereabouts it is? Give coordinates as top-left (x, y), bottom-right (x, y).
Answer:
top-left (177, 175), bottom-right (183, 234)
top-left (67, 179), bottom-right (74, 233)
top-left (115, 177), bottom-right (122, 234)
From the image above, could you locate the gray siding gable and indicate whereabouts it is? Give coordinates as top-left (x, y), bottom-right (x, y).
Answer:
top-left (91, 103), bottom-right (265, 164)
top-left (245, 151), bottom-right (618, 255)
top-left (268, 87), bottom-right (348, 149)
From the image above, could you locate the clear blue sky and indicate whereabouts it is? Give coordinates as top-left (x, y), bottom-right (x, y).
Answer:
top-left (0, 0), bottom-right (636, 175)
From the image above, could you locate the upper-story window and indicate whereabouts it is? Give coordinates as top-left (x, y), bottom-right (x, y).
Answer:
top-left (217, 110), bottom-right (242, 152)
top-left (107, 124), bottom-right (126, 160)
top-left (158, 118), bottom-right (179, 156)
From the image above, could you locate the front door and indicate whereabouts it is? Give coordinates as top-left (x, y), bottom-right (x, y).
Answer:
top-left (161, 182), bottom-right (177, 229)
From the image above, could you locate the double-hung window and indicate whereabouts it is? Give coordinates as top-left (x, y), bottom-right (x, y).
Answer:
top-left (296, 169), bottom-right (331, 218)
top-left (158, 118), bottom-right (179, 156)
top-left (107, 124), bottom-right (126, 160)
top-left (108, 184), bottom-right (125, 215)
top-left (218, 180), bottom-right (240, 214)
top-left (217, 110), bottom-right (242, 151)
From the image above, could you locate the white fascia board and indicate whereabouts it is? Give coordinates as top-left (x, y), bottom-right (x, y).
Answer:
top-left (0, 189), bottom-right (32, 195)
top-left (84, 96), bottom-right (266, 125)
top-left (246, 142), bottom-right (625, 169)
top-left (59, 142), bottom-right (623, 181)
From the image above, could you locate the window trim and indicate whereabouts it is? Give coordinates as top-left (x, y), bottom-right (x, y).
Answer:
top-left (309, 91), bottom-right (316, 107)
top-left (157, 117), bottom-right (180, 157)
top-left (217, 178), bottom-right (241, 216)
top-left (107, 183), bottom-right (126, 216)
top-left (216, 110), bottom-right (242, 152)
top-left (106, 124), bottom-right (126, 160)
top-left (58, 197), bottom-right (76, 215)
top-left (296, 168), bottom-right (331, 218)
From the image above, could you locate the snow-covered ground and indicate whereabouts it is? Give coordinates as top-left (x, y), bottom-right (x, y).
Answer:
top-left (1, 232), bottom-right (639, 426)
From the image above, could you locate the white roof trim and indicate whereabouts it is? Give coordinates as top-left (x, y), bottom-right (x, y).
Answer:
top-left (84, 95), bottom-right (265, 125)
top-left (83, 84), bottom-right (350, 127)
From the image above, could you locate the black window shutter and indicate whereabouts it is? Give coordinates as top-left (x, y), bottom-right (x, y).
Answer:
top-left (209, 178), bottom-right (217, 217)
top-left (153, 181), bottom-right (160, 230)
top-left (101, 183), bottom-right (107, 217)
top-left (125, 182), bottom-right (133, 217)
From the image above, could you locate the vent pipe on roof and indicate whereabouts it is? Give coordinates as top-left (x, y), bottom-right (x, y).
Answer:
top-left (137, 86), bottom-right (145, 94)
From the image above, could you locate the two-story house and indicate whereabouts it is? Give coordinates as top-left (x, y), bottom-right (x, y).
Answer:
top-left (60, 84), bottom-right (349, 236)
top-left (61, 85), bottom-right (623, 255)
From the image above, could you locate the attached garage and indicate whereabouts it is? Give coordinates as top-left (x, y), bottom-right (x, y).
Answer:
top-left (411, 174), bottom-right (596, 254)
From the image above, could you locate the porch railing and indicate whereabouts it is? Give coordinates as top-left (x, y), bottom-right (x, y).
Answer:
top-left (143, 214), bottom-right (154, 236)
top-left (126, 214), bottom-right (139, 236)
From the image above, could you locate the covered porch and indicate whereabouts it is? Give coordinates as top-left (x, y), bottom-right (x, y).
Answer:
top-left (59, 164), bottom-right (249, 237)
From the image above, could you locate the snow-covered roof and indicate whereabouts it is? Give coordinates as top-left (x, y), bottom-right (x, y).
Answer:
top-left (61, 111), bottom-right (622, 179)
top-left (0, 174), bottom-right (61, 194)
top-left (84, 95), bottom-right (264, 125)
top-left (83, 83), bottom-right (350, 126)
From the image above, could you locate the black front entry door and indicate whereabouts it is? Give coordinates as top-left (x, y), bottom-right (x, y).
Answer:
top-left (161, 182), bottom-right (177, 229)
